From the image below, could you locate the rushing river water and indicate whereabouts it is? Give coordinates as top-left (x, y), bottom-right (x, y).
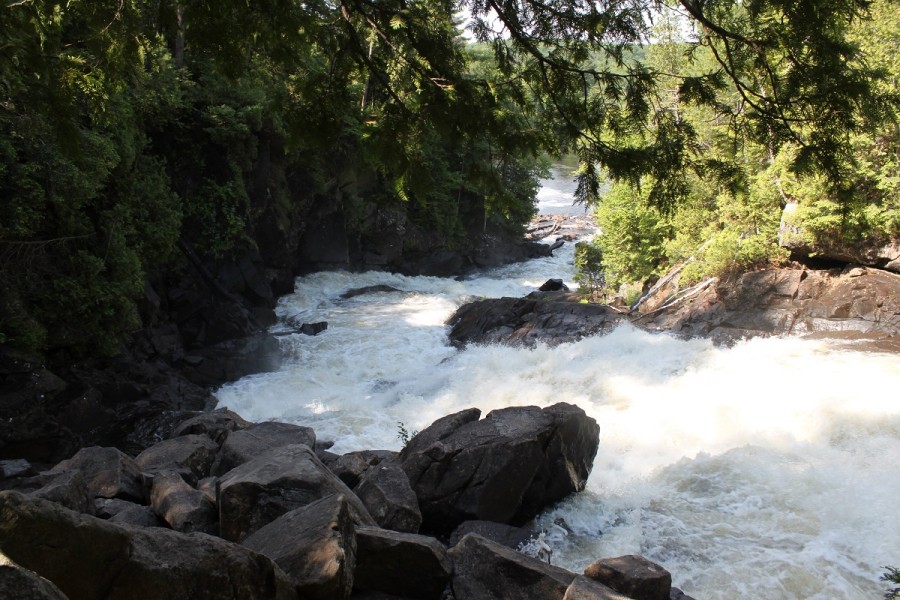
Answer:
top-left (217, 166), bottom-right (900, 600)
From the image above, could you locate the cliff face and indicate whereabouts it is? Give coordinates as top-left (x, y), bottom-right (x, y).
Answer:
top-left (0, 143), bottom-right (548, 465)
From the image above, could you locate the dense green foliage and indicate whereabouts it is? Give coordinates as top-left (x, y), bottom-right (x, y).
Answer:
top-left (1, 0), bottom-right (892, 355)
top-left (578, 0), bottom-right (899, 294)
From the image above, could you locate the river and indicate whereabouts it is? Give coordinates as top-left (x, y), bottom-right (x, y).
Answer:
top-left (216, 165), bottom-right (900, 599)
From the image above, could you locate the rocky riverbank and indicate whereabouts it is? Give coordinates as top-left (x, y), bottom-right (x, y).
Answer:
top-left (448, 264), bottom-right (900, 350)
top-left (0, 403), bottom-right (694, 600)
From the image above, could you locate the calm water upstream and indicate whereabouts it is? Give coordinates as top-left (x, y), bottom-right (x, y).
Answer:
top-left (217, 165), bottom-right (900, 599)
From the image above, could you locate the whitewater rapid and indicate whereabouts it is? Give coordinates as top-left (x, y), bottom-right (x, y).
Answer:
top-left (216, 167), bottom-right (900, 599)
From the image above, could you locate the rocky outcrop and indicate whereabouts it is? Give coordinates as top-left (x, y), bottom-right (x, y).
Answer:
top-left (210, 421), bottom-right (316, 476)
top-left (447, 295), bottom-right (624, 348)
top-left (0, 491), bottom-right (297, 600)
top-left (449, 533), bottom-right (577, 600)
top-left (399, 403), bottom-right (600, 534)
top-left (0, 408), bottom-right (694, 600)
top-left (635, 265), bottom-right (900, 346)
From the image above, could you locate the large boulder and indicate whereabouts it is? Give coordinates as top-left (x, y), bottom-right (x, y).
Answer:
top-left (149, 471), bottom-right (217, 534)
top-left (583, 555), bottom-right (672, 600)
top-left (447, 297), bottom-right (623, 347)
top-left (353, 460), bottom-right (422, 533)
top-left (217, 444), bottom-right (373, 542)
top-left (400, 403), bottom-right (599, 534)
top-left (135, 434), bottom-right (219, 485)
top-left (169, 408), bottom-right (251, 445)
top-left (448, 520), bottom-right (533, 550)
top-left (0, 491), bottom-right (296, 600)
top-left (448, 533), bottom-right (576, 600)
top-left (564, 576), bottom-right (632, 600)
top-left (241, 494), bottom-right (365, 600)
top-left (43, 446), bottom-right (144, 503)
top-left (0, 554), bottom-right (69, 600)
top-left (326, 450), bottom-right (398, 489)
top-left (211, 421), bottom-right (316, 476)
top-left (353, 526), bottom-right (452, 600)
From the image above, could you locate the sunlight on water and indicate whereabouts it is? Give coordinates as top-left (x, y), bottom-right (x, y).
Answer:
top-left (215, 173), bottom-right (900, 600)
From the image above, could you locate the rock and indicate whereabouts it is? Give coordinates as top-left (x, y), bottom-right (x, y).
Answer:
top-left (150, 471), bottom-right (218, 534)
top-left (635, 267), bottom-right (900, 345)
top-left (448, 533), bottom-right (576, 600)
top-left (539, 278), bottom-right (569, 292)
top-left (135, 434), bottom-right (219, 485)
top-left (449, 520), bottom-right (533, 550)
top-left (28, 470), bottom-right (93, 515)
top-left (327, 450), bottom-right (398, 488)
top-left (353, 526), bottom-right (452, 600)
top-left (211, 421), bottom-right (317, 476)
top-left (170, 408), bottom-right (251, 445)
top-left (0, 491), bottom-right (296, 600)
top-left (109, 504), bottom-right (166, 528)
top-left (583, 555), bottom-right (672, 600)
top-left (242, 494), bottom-right (365, 600)
top-left (400, 403), bottom-right (599, 534)
top-left (669, 587), bottom-right (698, 600)
top-left (298, 322), bottom-right (328, 336)
top-left (0, 459), bottom-right (35, 480)
top-left (217, 444), bottom-right (374, 542)
top-left (94, 497), bottom-right (144, 520)
top-left (354, 460), bottom-right (422, 533)
top-left (0, 554), bottom-right (69, 600)
top-left (340, 285), bottom-right (403, 299)
top-left (447, 297), bottom-right (623, 348)
top-left (187, 331), bottom-right (283, 388)
top-left (43, 446), bottom-right (144, 503)
top-left (564, 576), bottom-right (632, 600)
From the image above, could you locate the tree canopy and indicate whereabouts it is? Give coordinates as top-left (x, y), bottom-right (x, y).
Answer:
top-left (0, 0), bottom-right (895, 355)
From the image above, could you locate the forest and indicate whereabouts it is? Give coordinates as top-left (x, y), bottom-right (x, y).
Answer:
top-left (1, 0), bottom-right (897, 358)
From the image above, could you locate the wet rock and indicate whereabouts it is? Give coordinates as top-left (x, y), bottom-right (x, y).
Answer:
top-left (564, 576), bottom-right (632, 600)
top-left (150, 471), bottom-right (217, 534)
top-left (170, 408), bottom-right (251, 445)
top-left (400, 403), bottom-right (599, 534)
top-left (43, 446), bottom-right (145, 503)
top-left (539, 278), bottom-right (569, 292)
top-left (0, 491), bottom-right (296, 600)
top-left (297, 322), bottom-right (328, 336)
top-left (136, 434), bottom-right (219, 485)
top-left (340, 285), bottom-right (404, 299)
top-left (448, 297), bottom-right (622, 348)
top-left (583, 555), bottom-right (672, 600)
top-left (0, 554), bottom-right (69, 600)
top-left (242, 494), bottom-right (366, 600)
top-left (448, 533), bottom-right (576, 600)
top-left (211, 421), bottom-right (317, 476)
top-left (449, 520), bottom-right (533, 550)
top-left (217, 444), bottom-right (373, 542)
top-left (354, 460), bottom-right (422, 533)
top-left (354, 526), bottom-right (452, 599)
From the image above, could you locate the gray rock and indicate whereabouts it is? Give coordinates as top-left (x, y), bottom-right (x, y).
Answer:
top-left (29, 470), bottom-right (93, 515)
top-left (328, 450), bottom-right (398, 489)
top-left (400, 403), bottom-right (599, 534)
top-left (217, 443), bottom-right (373, 542)
top-left (242, 494), bottom-right (366, 600)
top-left (0, 459), bottom-right (35, 480)
top-left (564, 576), bottom-right (632, 600)
top-left (211, 421), bottom-right (317, 476)
top-left (136, 434), bottom-right (219, 485)
top-left (44, 446), bottom-right (144, 502)
top-left (170, 408), bottom-right (251, 445)
top-left (354, 461), bottom-right (422, 533)
top-left (449, 533), bottom-right (576, 600)
top-left (449, 520), bottom-right (533, 550)
top-left (354, 526), bottom-right (452, 600)
top-left (150, 471), bottom-right (217, 534)
top-left (109, 504), bottom-right (166, 528)
top-left (94, 497), bottom-right (144, 520)
top-left (0, 490), bottom-right (296, 600)
top-left (584, 555), bottom-right (672, 600)
top-left (0, 555), bottom-right (69, 600)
